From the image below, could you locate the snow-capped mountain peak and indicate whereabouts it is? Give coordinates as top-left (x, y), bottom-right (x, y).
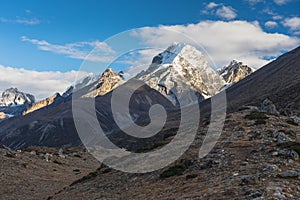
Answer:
top-left (0, 88), bottom-right (35, 119)
top-left (218, 60), bottom-right (254, 83)
top-left (136, 43), bottom-right (225, 106)
top-left (85, 68), bottom-right (124, 97)
top-left (0, 88), bottom-right (35, 107)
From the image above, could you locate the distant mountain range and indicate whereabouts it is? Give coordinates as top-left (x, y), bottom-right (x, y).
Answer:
top-left (0, 43), bottom-right (253, 121)
top-left (2, 43), bottom-right (299, 150)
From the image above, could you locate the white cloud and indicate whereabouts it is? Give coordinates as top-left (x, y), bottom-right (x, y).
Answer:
top-left (283, 17), bottom-right (300, 32)
top-left (206, 2), bottom-right (219, 9)
top-left (0, 65), bottom-right (89, 100)
top-left (131, 20), bottom-right (300, 69)
top-left (0, 17), bottom-right (40, 25)
top-left (21, 36), bottom-right (116, 62)
top-left (273, 0), bottom-right (290, 5)
top-left (216, 6), bottom-right (237, 20)
top-left (265, 21), bottom-right (278, 28)
top-left (245, 0), bottom-right (264, 5)
top-left (120, 49), bottom-right (162, 80)
top-left (262, 8), bottom-right (283, 21)
top-left (203, 3), bottom-right (237, 20)
top-left (272, 15), bottom-right (283, 20)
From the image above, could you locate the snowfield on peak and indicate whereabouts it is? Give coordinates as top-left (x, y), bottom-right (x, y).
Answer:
top-left (218, 60), bottom-right (254, 84)
top-left (135, 43), bottom-right (225, 106)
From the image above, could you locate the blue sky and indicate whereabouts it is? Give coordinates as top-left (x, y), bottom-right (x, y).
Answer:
top-left (0, 0), bottom-right (299, 99)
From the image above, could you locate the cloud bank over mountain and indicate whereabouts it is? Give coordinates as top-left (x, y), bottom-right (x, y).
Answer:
top-left (0, 65), bottom-right (88, 100)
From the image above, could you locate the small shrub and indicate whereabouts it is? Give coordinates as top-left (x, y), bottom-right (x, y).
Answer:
top-left (160, 159), bottom-right (192, 179)
top-left (286, 119), bottom-right (298, 126)
top-left (98, 163), bottom-right (112, 174)
top-left (53, 160), bottom-right (63, 165)
top-left (5, 152), bottom-right (15, 158)
top-left (101, 168), bottom-right (112, 174)
top-left (254, 119), bottom-right (267, 125)
top-left (186, 173), bottom-right (198, 180)
top-left (163, 132), bottom-right (176, 139)
top-left (136, 140), bottom-right (169, 153)
top-left (22, 163), bottom-right (30, 168)
top-left (160, 164), bottom-right (186, 178)
top-left (73, 154), bottom-right (82, 158)
top-left (239, 106), bottom-right (250, 111)
top-left (70, 170), bottom-right (98, 186)
top-left (245, 111), bottom-right (269, 120)
top-left (152, 141), bottom-right (169, 149)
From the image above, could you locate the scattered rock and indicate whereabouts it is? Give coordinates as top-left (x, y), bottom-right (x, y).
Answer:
top-left (44, 153), bottom-right (53, 162)
top-left (287, 150), bottom-right (299, 161)
top-left (265, 186), bottom-right (285, 199)
top-left (239, 106), bottom-right (259, 112)
top-left (264, 164), bottom-right (280, 172)
top-left (271, 151), bottom-right (279, 156)
top-left (259, 98), bottom-right (279, 115)
top-left (290, 115), bottom-right (300, 123)
top-left (278, 170), bottom-right (299, 178)
top-left (275, 132), bottom-right (291, 144)
top-left (240, 175), bottom-right (257, 185)
top-left (246, 120), bottom-right (256, 126)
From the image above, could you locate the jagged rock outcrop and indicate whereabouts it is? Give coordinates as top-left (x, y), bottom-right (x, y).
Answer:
top-left (136, 43), bottom-right (225, 106)
top-left (259, 98), bottom-right (280, 115)
top-left (218, 60), bottom-right (254, 83)
top-left (0, 112), bottom-right (8, 121)
top-left (83, 68), bottom-right (124, 98)
top-left (23, 93), bottom-right (64, 115)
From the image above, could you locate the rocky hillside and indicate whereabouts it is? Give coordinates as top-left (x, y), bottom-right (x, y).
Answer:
top-left (218, 60), bottom-right (254, 83)
top-left (2, 108), bottom-right (297, 199)
top-left (23, 93), bottom-right (64, 115)
top-left (0, 146), bottom-right (99, 200)
top-left (136, 43), bottom-right (225, 105)
top-left (224, 46), bottom-right (300, 116)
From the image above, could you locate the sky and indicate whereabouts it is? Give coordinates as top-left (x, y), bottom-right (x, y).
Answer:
top-left (0, 0), bottom-right (299, 99)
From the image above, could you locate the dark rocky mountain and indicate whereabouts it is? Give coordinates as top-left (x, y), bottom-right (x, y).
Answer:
top-left (198, 46), bottom-right (300, 120)
top-left (225, 46), bottom-right (300, 116)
